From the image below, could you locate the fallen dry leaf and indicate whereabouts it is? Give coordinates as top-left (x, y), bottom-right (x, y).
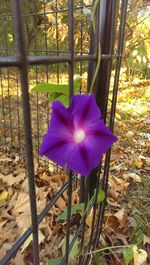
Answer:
top-left (21, 229), bottom-right (45, 253)
top-left (107, 197), bottom-right (122, 207)
top-left (12, 191), bottom-right (46, 229)
top-left (86, 208), bottom-right (94, 229)
top-left (52, 224), bottom-right (62, 236)
top-left (143, 234), bottom-right (150, 245)
top-left (128, 173), bottom-right (142, 183)
top-left (40, 172), bottom-right (51, 184)
top-left (108, 190), bottom-right (120, 201)
top-left (114, 208), bottom-right (126, 222)
top-left (104, 214), bottom-right (120, 232)
top-left (0, 190), bottom-right (8, 202)
top-left (11, 250), bottom-right (25, 265)
top-left (0, 224), bottom-right (18, 245)
top-left (134, 160), bottom-right (143, 169)
top-left (115, 233), bottom-right (128, 245)
top-left (109, 175), bottom-right (129, 193)
top-left (133, 245), bottom-right (148, 265)
top-left (0, 172), bottom-right (26, 186)
top-left (21, 178), bottom-right (29, 193)
top-left (55, 196), bottom-right (66, 210)
top-left (84, 208), bottom-right (95, 242)
top-left (0, 246), bottom-right (7, 260)
top-left (71, 189), bottom-right (79, 205)
top-left (0, 220), bottom-right (7, 230)
top-left (15, 213), bottom-right (31, 229)
top-left (145, 157), bottom-right (150, 167)
top-left (12, 192), bottom-right (30, 215)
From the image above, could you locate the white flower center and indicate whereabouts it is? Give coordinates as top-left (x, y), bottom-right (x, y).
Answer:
top-left (74, 129), bottom-right (85, 143)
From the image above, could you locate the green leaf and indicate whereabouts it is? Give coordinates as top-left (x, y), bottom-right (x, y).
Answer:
top-left (31, 78), bottom-right (82, 106)
top-left (87, 188), bottom-right (96, 209)
top-left (123, 247), bottom-right (134, 265)
top-left (31, 83), bottom-right (69, 94)
top-left (85, 188), bottom-right (105, 211)
top-left (48, 257), bottom-right (62, 265)
top-left (57, 203), bottom-right (84, 221)
top-left (48, 93), bottom-right (69, 106)
top-left (62, 235), bottom-right (79, 264)
top-left (31, 78), bottom-right (81, 95)
top-left (74, 77), bottom-right (82, 91)
top-left (97, 189), bottom-right (105, 203)
top-left (133, 228), bottom-right (144, 246)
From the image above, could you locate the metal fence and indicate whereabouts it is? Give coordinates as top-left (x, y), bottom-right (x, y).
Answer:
top-left (0, 0), bottom-right (128, 264)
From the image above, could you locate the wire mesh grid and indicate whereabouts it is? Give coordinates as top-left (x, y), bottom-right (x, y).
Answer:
top-left (0, 0), bottom-right (128, 264)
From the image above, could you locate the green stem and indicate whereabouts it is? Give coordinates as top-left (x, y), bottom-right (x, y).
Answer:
top-left (90, 43), bottom-right (101, 93)
top-left (89, 0), bottom-right (101, 93)
top-left (92, 0), bottom-right (101, 32)
top-left (87, 244), bottom-right (134, 255)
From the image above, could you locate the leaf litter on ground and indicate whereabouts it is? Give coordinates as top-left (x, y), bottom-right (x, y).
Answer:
top-left (0, 80), bottom-right (150, 264)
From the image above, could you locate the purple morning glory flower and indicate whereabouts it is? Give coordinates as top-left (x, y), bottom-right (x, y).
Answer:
top-left (39, 94), bottom-right (117, 176)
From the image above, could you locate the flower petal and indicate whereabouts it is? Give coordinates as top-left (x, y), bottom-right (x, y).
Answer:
top-left (39, 131), bottom-right (74, 167)
top-left (49, 100), bottom-right (73, 135)
top-left (70, 94), bottom-right (101, 128)
top-left (67, 142), bottom-right (103, 176)
top-left (85, 119), bottom-right (118, 155)
top-left (40, 101), bottom-right (74, 165)
top-left (67, 144), bottom-right (90, 176)
top-left (68, 120), bottom-right (117, 176)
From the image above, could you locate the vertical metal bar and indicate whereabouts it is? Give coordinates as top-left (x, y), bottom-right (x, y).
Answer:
top-left (78, 2), bottom-right (98, 258)
top-left (86, 0), bottom-right (101, 200)
top-left (0, 72), bottom-right (7, 146)
top-left (79, 0), bottom-right (85, 203)
top-left (7, 69), bottom-right (13, 143)
top-left (43, 1), bottom-right (51, 171)
top-left (80, 1), bottom-right (83, 77)
top-left (65, 0), bottom-right (74, 264)
top-left (56, 0), bottom-right (60, 84)
top-left (93, 0), bottom-right (129, 248)
top-left (11, 1), bottom-right (39, 265)
top-left (109, 0), bottom-right (128, 132)
top-left (4, 16), bottom-right (13, 143)
top-left (95, 0), bottom-right (117, 121)
top-left (83, 172), bottom-right (100, 257)
top-left (68, 0), bottom-right (74, 100)
top-left (92, 0), bottom-right (116, 246)
top-left (31, 0), bottom-right (40, 158)
top-left (16, 74), bottom-right (21, 151)
top-left (87, 0), bottom-right (117, 236)
top-left (56, 0), bottom-right (60, 173)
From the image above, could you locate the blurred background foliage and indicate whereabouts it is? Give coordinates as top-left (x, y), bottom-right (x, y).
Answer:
top-left (123, 0), bottom-right (150, 79)
top-left (0, 0), bottom-right (149, 80)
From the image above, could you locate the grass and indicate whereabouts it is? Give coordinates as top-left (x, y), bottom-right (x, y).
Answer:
top-left (126, 173), bottom-right (150, 236)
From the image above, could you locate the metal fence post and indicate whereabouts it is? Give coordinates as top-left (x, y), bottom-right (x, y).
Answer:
top-left (11, 1), bottom-right (39, 264)
top-left (95, 0), bottom-right (117, 120)
top-left (82, 0), bottom-right (117, 200)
